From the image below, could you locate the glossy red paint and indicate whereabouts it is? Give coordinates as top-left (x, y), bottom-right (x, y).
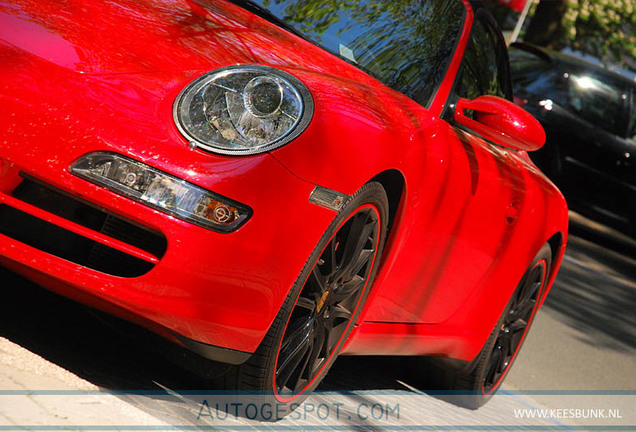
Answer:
top-left (0, 0), bottom-right (567, 371)
top-left (454, 95), bottom-right (546, 152)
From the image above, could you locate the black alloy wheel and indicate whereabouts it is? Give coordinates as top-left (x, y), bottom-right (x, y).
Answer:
top-left (410, 243), bottom-right (552, 410)
top-left (482, 258), bottom-right (547, 393)
top-left (275, 206), bottom-right (381, 395)
top-left (221, 182), bottom-right (389, 418)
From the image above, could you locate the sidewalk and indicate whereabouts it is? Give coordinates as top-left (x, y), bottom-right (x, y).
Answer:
top-left (0, 337), bottom-right (588, 431)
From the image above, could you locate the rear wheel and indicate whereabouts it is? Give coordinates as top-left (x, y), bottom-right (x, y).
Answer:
top-left (220, 182), bottom-right (388, 417)
top-left (415, 244), bottom-right (552, 409)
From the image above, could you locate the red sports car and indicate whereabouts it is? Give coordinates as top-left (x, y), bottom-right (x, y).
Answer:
top-left (0, 0), bottom-right (567, 411)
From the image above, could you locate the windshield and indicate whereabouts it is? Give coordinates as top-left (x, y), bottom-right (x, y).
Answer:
top-left (230, 0), bottom-right (466, 107)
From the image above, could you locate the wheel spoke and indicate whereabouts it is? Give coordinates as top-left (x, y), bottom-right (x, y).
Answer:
top-left (337, 218), bottom-right (376, 280)
top-left (282, 336), bottom-right (313, 392)
top-left (501, 335), bottom-right (513, 368)
top-left (330, 275), bottom-right (365, 303)
top-left (484, 349), bottom-right (501, 386)
top-left (289, 370), bottom-right (310, 394)
top-left (348, 249), bottom-right (375, 279)
top-left (519, 280), bottom-right (541, 305)
top-left (510, 325), bottom-right (525, 349)
top-left (511, 273), bottom-right (529, 308)
top-left (276, 319), bottom-right (314, 391)
top-left (325, 310), bottom-right (351, 353)
top-left (509, 318), bottom-right (528, 334)
top-left (484, 332), bottom-right (513, 390)
top-left (510, 298), bottom-right (535, 322)
top-left (295, 296), bottom-right (316, 312)
top-left (322, 238), bottom-right (339, 277)
top-left (306, 319), bottom-right (327, 381)
top-left (281, 316), bottom-right (313, 348)
top-left (496, 347), bottom-right (509, 375)
top-left (331, 304), bottom-right (353, 322)
top-left (278, 317), bottom-right (313, 368)
top-left (340, 233), bottom-right (373, 277)
top-left (510, 286), bottom-right (539, 322)
top-left (308, 266), bottom-right (329, 296)
top-left (491, 339), bottom-right (508, 376)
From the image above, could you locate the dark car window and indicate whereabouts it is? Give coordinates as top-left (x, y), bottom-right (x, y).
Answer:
top-left (510, 49), bottom-right (554, 96)
top-left (509, 49), bottom-right (550, 78)
top-left (455, 13), bottom-right (509, 101)
top-left (229, 0), bottom-right (466, 107)
top-left (521, 70), bottom-right (565, 102)
top-left (510, 49), bottom-right (629, 137)
top-left (535, 71), bottom-right (570, 108)
top-left (509, 48), bottom-right (568, 105)
top-left (562, 72), bottom-right (627, 136)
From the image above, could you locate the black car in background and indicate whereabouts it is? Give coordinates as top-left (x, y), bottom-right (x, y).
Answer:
top-left (510, 43), bottom-right (636, 233)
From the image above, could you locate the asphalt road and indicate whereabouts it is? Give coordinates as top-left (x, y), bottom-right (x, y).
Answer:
top-left (0, 211), bottom-right (635, 428)
top-left (506, 212), bottom-right (636, 391)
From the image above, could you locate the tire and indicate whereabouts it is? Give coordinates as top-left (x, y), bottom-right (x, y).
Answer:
top-left (414, 244), bottom-right (552, 409)
top-left (218, 182), bottom-right (389, 419)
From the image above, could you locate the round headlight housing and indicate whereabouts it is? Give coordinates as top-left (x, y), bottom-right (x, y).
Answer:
top-left (174, 65), bottom-right (313, 156)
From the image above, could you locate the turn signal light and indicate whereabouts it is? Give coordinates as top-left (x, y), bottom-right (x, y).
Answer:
top-left (70, 152), bottom-right (251, 232)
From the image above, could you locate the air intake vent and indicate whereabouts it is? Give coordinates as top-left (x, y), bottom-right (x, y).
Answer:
top-left (0, 177), bottom-right (168, 278)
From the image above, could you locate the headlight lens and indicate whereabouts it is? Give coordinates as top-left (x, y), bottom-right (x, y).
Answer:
top-left (71, 152), bottom-right (251, 232)
top-left (174, 65), bottom-right (313, 155)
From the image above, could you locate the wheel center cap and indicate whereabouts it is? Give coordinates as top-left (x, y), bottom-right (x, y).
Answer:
top-left (316, 290), bottom-right (330, 314)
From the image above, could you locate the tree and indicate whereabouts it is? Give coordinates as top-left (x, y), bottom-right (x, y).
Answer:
top-left (523, 0), bottom-right (636, 70)
top-left (523, 0), bottom-right (567, 48)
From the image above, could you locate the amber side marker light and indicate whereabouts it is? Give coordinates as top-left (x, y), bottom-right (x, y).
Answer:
top-left (70, 152), bottom-right (251, 232)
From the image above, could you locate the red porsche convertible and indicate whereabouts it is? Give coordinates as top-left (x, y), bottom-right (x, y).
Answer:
top-left (0, 0), bottom-right (567, 410)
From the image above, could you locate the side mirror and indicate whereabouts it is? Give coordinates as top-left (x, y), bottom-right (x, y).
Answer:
top-left (454, 95), bottom-right (545, 152)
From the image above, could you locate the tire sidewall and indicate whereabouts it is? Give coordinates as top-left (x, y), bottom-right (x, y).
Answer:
top-left (470, 244), bottom-right (552, 402)
top-left (254, 182), bottom-right (389, 405)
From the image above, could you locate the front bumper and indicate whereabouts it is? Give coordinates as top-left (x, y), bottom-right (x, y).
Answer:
top-left (0, 150), bottom-right (334, 358)
top-left (0, 56), bottom-right (339, 359)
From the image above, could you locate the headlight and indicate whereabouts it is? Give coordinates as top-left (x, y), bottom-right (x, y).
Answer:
top-left (71, 152), bottom-right (251, 232)
top-left (174, 65), bottom-right (313, 156)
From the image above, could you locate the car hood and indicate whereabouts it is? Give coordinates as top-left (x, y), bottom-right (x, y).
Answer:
top-left (0, 0), bottom-right (362, 78)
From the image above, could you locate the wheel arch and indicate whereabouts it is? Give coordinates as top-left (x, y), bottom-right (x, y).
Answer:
top-left (368, 169), bottom-right (405, 235)
top-left (540, 230), bottom-right (566, 305)
top-left (547, 231), bottom-right (565, 269)
top-left (364, 169), bottom-right (407, 287)
top-left (346, 169), bottom-right (406, 325)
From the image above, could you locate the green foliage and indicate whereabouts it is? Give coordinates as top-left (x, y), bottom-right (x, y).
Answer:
top-left (545, 0), bottom-right (636, 65)
top-left (565, 0), bottom-right (636, 59)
